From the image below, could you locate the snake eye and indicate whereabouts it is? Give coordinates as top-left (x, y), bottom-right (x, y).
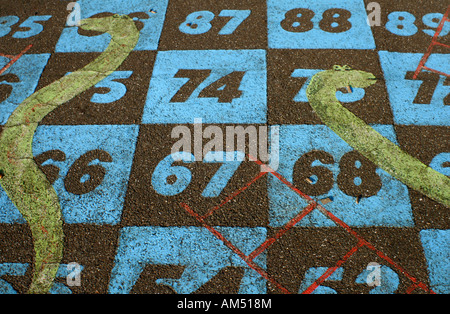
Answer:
top-left (128, 12), bottom-right (149, 31)
top-left (343, 65), bottom-right (352, 71)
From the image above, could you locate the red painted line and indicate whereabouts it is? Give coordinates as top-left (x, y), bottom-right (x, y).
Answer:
top-left (314, 205), bottom-right (371, 246)
top-left (306, 200), bottom-right (434, 293)
top-left (181, 153), bottom-right (434, 294)
top-left (421, 65), bottom-right (450, 78)
top-left (181, 202), bottom-right (293, 294)
top-left (431, 6), bottom-right (450, 39)
top-left (182, 202), bottom-right (248, 261)
top-left (405, 283), bottom-right (435, 294)
top-left (252, 159), bottom-right (434, 293)
top-left (405, 283), bottom-right (417, 294)
top-left (368, 244), bottom-right (434, 293)
top-left (201, 170), bottom-right (268, 220)
top-left (0, 53), bottom-right (15, 59)
top-left (0, 44), bottom-right (33, 76)
top-left (302, 241), bottom-right (364, 294)
top-left (247, 202), bottom-right (316, 262)
top-left (413, 5), bottom-right (450, 79)
top-left (433, 41), bottom-right (450, 49)
top-left (252, 157), bottom-right (315, 203)
top-left (40, 225), bottom-right (48, 234)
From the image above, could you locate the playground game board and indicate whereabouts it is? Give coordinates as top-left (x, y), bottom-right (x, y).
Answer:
top-left (0, 0), bottom-right (449, 295)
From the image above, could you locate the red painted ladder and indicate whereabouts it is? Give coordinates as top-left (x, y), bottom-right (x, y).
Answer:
top-left (412, 5), bottom-right (450, 79)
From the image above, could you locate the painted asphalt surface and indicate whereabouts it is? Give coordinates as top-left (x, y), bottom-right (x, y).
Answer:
top-left (0, 0), bottom-right (449, 295)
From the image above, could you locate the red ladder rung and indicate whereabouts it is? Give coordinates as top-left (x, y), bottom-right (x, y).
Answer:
top-left (421, 65), bottom-right (450, 78)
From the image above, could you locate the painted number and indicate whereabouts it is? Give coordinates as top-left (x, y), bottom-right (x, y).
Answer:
top-left (170, 69), bottom-right (245, 103)
top-left (281, 8), bottom-right (352, 33)
top-left (405, 72), bottom-right (450, 105)
top-left (430, 152), bottom-right (450, 176)
top-left (293, 150), bottom-right (382, 197)
top-left (0, 15), bottom-right (52, 38)
top-left (299, 265), bottom-right (399, 294)
top-left (0, 16), bottom-right (19, 37)
top-left (355, 264), bottom-right (400, 294)
top-left (385, 12), bottom-right (450, 37)
top-left (298, 267), bottom-right (344, 294)
top-left (90, 71), bottom-right (133, 103)
top-left (0, 263), bottom-right (28, 294)
top-left (35, 149), bottom-right (113, 195)
top-left (64, 70), bottom-right (132, 104)
top-left (179, 10), bottom-right (251, 35)
top-left (0, 263), bottom-right (83, 294)
top-left (0, 73), bottom-right (20, 103)
top-left (151, 151), bottom-right (244, 197)
top-left (291, 69), bottom-right (366, 103)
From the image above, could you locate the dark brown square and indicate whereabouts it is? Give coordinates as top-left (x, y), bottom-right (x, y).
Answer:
top-left (0, 0), bottom-right (68, 54)
top-left (365, 0), bottom-right (450, 53)
top-left (121, 124), bottom-right (269, 227)
top-left (267, 49), bottom-right (393, 125)
top-left (60, 224), bottom-right (120, 294)
top-left (395, 125), bottom-right (450, 229)
top-left (266, 226), bottom-right (430, 294)
top-left (266, 226), bottom-right (358, 294)
top-left (38, 50), bottom-right (155, 125)
top-left (0, 223), bottom-right (120, 294)
top-left (158, 0), bottom-right (267, 50)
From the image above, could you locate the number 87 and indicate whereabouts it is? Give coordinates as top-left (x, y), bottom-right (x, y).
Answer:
top-left (179, 10), bottom-right (251, 35)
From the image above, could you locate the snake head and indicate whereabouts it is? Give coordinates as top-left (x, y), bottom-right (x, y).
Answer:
top-left (331, 65), bottom-right (377, 91)
top-left (79, 14), bottom-right (135, 33)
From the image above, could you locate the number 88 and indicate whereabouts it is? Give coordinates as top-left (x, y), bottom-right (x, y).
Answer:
top-left (280, 8), bottom-right (352, 33)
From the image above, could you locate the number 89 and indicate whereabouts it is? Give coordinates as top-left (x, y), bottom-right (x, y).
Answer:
top-left (385, 11), bottom-right (450, 37)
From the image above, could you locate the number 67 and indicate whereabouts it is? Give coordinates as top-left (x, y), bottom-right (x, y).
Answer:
top-left (151, 151), bottom-right (244, 197)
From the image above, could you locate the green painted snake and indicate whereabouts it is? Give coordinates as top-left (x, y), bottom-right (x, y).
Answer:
top-left (306, 65), bottom-right (450, 207)
top-left (0, 14), bottom-right (139, 293)
top-left (0, 13), bottom-right (448, 295)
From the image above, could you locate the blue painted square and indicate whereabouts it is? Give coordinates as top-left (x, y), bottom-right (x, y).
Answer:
top-left (55, 0), bottom-right (168, 52)
top-left (108, 226), bottom-right (267, 294)
top-left (0, 125), bottom-right (139, 225)
top-left (267, 0), bottom-right (375, 49)
top-left (141, 49), bottom-right (267, 124)
top-left (420, 229), bottom-right (450, 294)
top-left (379, 51), bottom-right (450, 126)
top-left (0, 54), bottom-right (50, 125)
top-left (268, 125), bottom-right (414, 227)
